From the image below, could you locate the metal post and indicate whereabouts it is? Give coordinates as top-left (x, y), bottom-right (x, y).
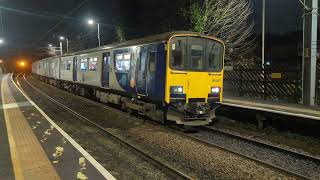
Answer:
top-left (262, 0), bottom-right (266, 68)
top-left (66, 38), bottom-right (69, 53)
top-left (97, 23), bottom-right (101, 47)
top-left (302, 0), bottom-right (318, 106)
top-left (302, 0), bottom-right (306, 103)
top-left (59, 41), bottom-right (63, 55)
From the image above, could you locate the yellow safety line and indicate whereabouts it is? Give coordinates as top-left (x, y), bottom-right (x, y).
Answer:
top-left (1, 74), bottom-right (24, 180)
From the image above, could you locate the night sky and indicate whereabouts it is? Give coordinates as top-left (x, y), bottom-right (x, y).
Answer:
top-left (0, 0), bottom-right (304, 61)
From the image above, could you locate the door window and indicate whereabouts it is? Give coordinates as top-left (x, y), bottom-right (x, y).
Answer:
top-left (148, 52), bottom-right (156, 72)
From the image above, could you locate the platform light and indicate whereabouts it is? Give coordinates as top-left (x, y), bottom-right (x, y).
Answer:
top-left (87, 19), bottom-right (95, 25)
top-left (0, 38), bottom-right (4, 44)
top-left (59, 36), bottom-right (65, 40)
top-left (86, 18), bottom-right (100, 47)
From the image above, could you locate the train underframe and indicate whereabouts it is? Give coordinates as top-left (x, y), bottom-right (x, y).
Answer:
top-left (35, 75), bottom-right (217, 126)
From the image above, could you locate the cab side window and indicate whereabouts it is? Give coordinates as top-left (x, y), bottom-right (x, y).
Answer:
top-left (171, 37), bottom-right (186, 70)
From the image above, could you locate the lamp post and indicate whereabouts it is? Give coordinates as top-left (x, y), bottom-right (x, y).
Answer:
top-left (59, 41), bottom-right (63, 55)
top-left (87, 19), bottom-right (101, 47)
top-left (262, 0), bottom-right (265, 68)
top-left (59, 36), bottom-right (69, 53)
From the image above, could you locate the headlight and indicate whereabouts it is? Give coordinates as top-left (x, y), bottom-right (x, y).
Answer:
top-left (170, 86), bottom-right (184, 94)
top-left (211, 87), bottom-right (220, 94)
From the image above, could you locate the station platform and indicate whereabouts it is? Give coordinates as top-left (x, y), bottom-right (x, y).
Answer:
top-left (0, 73), bottom-right (115, 180)
top-left (222, 96), bottom-right (320, 121)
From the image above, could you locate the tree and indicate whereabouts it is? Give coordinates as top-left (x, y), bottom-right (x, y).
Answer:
top-left (181, 0), bottom-right (255, 61)
top-left (115, 25), bottom-right (126, 43)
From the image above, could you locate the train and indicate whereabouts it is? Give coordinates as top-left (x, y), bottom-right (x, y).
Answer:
top-left (32, 31), bottom-right (225, 126)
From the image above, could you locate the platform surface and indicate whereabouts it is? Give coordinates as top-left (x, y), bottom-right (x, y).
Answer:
top-left (0, 73), bottom-right (116, 180)
top-left (222, 96), bottom-right (320, 120)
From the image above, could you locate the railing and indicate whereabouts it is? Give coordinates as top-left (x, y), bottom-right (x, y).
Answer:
top-left (224, 60), bottom-right (302, 103)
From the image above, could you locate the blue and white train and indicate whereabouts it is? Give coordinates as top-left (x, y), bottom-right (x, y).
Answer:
top-left (32, 31), bottom-right (225, 126)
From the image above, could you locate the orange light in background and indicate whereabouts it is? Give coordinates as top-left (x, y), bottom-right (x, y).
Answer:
top-left (18, 60), bottom-right (26, 67)
top-left (0, 60), bottom-right (3, 63)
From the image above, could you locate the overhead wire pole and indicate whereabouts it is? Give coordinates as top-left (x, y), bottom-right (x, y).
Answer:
top-left (97, 23), bottom-right (101, 47)
top-left (302, 0), bottom-right (318, 106)
top-left (262, 0), bottom-right (265, 68)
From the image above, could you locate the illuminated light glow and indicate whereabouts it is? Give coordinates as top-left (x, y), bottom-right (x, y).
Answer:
top-left (59, 36), bottom-right (65, 40)
top-left (87, 19), bottom-right (95, 25)
top-left (0, 60), bottom-right (3, 63)
top-left (48, 44), bottom-right (53, 47)
top-left (171, 86), bottom-right (184, 94)
top-left (211, 87), bottom-right (220, 94)
top-left (0, 39), bottom-right (4, 44)
top-left (19, 61), bottom-right (26, 67)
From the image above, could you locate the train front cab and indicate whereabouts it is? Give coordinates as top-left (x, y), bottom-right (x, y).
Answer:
top-left (165, 34), bottom-right (225, 126)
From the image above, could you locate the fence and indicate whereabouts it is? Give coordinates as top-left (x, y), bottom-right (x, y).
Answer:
top-left (224, 60), bottom-right (302, 104)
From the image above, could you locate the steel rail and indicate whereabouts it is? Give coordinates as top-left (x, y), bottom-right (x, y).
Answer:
top-left (18, 74), bottom-right (193, 180)
top-left (168, 126), bottom-right (310, 180)
top-left (202, 126), bottom-right (320, 165)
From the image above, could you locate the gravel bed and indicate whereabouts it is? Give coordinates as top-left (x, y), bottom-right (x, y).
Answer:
top-left (192, 128), bottom-right (320, 179)
top-left (216, 109), bottom-right (320, 157)
top-left (24, 75), bottom-right (295, 179)
top-left (19, 76), bottom-right (172, 179)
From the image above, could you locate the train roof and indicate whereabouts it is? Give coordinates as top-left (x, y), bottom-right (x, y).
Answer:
top-left (39, 31), bottom-right (218, 61)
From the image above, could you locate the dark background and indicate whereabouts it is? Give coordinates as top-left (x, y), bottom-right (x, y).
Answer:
top-left (0, 0), bottom-right (310, 67)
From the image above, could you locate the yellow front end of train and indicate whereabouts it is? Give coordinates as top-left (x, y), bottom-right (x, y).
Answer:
top-left (165, 34), bottom-right (225, 126)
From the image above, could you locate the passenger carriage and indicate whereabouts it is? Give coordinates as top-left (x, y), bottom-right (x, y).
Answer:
top-left (32, 31), bottom-right (225, 126)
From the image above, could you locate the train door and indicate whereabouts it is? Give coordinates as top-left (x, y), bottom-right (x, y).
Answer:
top-left (101, 52), bottom-right (110, 87)
top-left (73, 57), bottom-right (77, 81)
top-left (146, 51), bottom-right (157, 96)
top-left (136, 48), bottom-right (148, 95)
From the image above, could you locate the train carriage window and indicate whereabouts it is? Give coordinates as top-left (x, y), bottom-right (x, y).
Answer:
top-left (148, 52), bottom-right (156, 72)
top-left (115, 53), bottom-right (130, 72)
top-left (89, 57), bottom-right (98, 71)
top-left (80, 59), bottom-right (88, 71)
top-left (66, 60), bottom-right (72, 70)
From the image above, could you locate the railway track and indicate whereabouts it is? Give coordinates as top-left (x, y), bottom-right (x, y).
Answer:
top-left (202, 126), bottom-right (320, 167)
top-left (16, 73), bottom-right (192, 180)
top-left (168, 126), bottom-right (312, 180)
top-left (18, 74), bottom-right (316, 179)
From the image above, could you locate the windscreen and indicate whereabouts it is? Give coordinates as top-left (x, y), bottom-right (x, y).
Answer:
top-left (170, 36), bottom-right (224, 72)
